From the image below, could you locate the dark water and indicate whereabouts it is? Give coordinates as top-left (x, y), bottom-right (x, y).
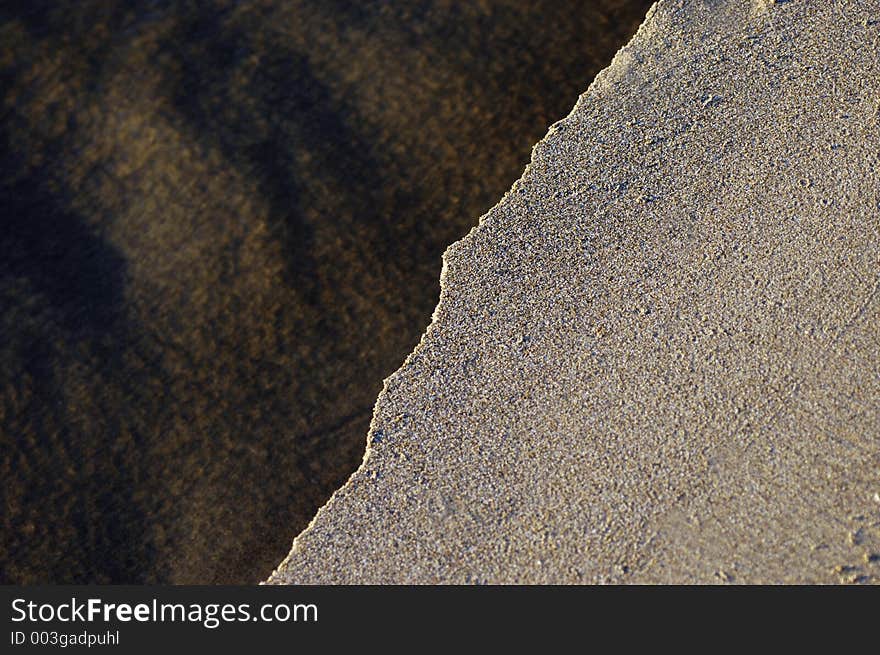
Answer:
top-left (0, 0), bottom-right (652, 583)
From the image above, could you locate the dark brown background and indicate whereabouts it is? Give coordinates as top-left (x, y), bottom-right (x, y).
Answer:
top-left (1, 0), bottom-right (651, 584)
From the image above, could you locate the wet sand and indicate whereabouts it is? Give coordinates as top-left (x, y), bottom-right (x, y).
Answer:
top-left (0, 1), bottom-right (652, 583)
top-left (270, 0), bottom-right (880, 584)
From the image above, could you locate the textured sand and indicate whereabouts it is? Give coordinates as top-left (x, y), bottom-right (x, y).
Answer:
top-left (270, 0), bottom-right (880, 584)
top-left (0, 1), bottom-right (650, 583)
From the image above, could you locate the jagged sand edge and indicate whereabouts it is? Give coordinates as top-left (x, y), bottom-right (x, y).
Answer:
top-left (264, 3), bottom-right (663, 583)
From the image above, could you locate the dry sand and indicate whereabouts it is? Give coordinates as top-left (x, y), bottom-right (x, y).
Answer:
top-left (0, 1), bottom-right (650, 583)
top-left (270, 0), bottom-right (880, 584)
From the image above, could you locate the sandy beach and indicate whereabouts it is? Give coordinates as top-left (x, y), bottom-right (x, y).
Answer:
top-left (270, 0), bottom-right (880, 584)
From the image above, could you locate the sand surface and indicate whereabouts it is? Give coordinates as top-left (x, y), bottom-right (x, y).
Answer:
top-left (270, 0), bottom-right (880, 584)
top-left (0, 1), bottom-right (650, 583)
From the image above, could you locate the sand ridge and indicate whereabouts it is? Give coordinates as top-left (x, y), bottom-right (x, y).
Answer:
top-left (0, 0), bottom-right (652, 583)
top-left (270, 0), bottom-right (880, 584)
